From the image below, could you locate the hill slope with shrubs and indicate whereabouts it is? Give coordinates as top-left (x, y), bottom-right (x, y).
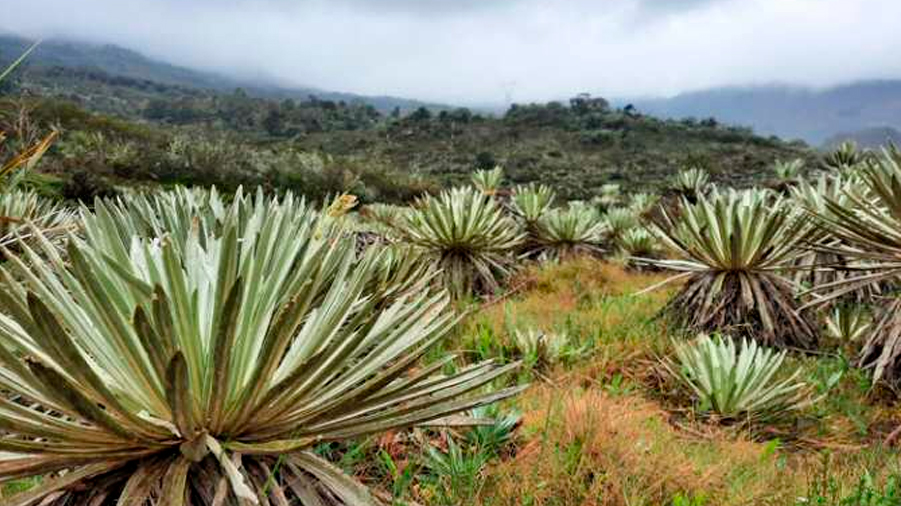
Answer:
top-left (2, 91), bottom-right (814, 202)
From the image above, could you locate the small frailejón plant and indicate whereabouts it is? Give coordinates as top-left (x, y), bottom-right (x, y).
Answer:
top-left (511, 328), bottom-right (571, 369)
top-left (824, 305), bottom-right (872, 342)
top-left (595, 183), bottom-right (622, 210)
top-left (472, 165), bottom-right (505, 196)
top-left (790, 172), bottom-right (883, 302)
top-left (823, 141), bottom-right (867, 171)
top-left (401, 186), bottom-right (525, 300)
top-left (668, 334), bottom-right (814, 421)
top-left (627, 192), bottom-right (660, 217)
top-left (772, 158), bottom-right (805, 184)
top-left (510, 183), bottom-right (556, 228)
top-left (602, 207), bottom-right (640, 249)
top-left (360, 202), bottom-right (411, 233)
top-left (0, 188), bottom-right (523, 505)
top-left (645, 188), bottom-right (816, 348)
top-left (533, 205), bottom-right (605, 261)
top-left (671, 167), bottom-right (710, 201)
top-left (616, 227), bottom-right (661, 267)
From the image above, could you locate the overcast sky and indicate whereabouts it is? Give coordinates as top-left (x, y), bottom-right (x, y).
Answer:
top-left (3, 0), bottom-right (900, 105)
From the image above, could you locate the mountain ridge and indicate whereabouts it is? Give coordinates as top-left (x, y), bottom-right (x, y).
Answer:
top-left (632, 80), bottom-right (901, 145)
top-left (0, 34), bottom-right (446, 113)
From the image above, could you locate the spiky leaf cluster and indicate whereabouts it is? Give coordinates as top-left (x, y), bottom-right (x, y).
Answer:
top-left (602, 207), bottom-right (640, 247)
top-left (533, 205), bottom-right (604, 261)
top-left (671, 167), bottom-right (710, 200)
top-left (471, 166), bottom-right (505, 196)
top-left (510, 183), bottom-right (556, 226)
top-left (401, 186), bottom-right (525, 299)
top-left (773, 158), bottom-right (805, 183)
top-left (669, 334), bottom-right (813, 421)
top-left (0, 187), bottom-right (521, 505)
top-left (0, 189), bottom-right (77, 249)
top-left (646, 188), bottom-right (816, 348)
top-left (807, 150), bottom-right (901, 383)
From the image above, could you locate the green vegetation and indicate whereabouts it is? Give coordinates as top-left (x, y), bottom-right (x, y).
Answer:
top-left (397, 186), bottom-right (525, 300)
top-left (3, 42), bottom-right (901, 506)
top-left (668, 334), bottom-right (814, 421)
top-left (0, 189), bottom-right (521, 504)
top-left (533, 205), bottom-right (604, 262)
top-left (0, 47), bottom-right (815, 202)
top-left (647, 188), bottom-right (816, 347)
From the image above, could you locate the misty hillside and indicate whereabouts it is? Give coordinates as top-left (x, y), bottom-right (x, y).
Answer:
top-left (823, 126), bottom-right (901, 150)
top-left (635, 81), bottom-right (901, 145)
top-left (0, 34), bottom-right (441, 113)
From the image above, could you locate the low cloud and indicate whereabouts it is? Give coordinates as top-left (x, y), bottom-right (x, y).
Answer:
top-left (3, 0), bottom-right (900, 104)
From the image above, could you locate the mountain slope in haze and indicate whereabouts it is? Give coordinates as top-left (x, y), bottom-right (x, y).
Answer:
top-left (634, 81), bottom-right (901, 145)
top-left (823, 126), bottom-right (901, 150)
top-left (0, 34), bottom-right (442, 113)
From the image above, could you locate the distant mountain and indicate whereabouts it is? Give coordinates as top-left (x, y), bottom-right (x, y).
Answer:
top-left (0, 34), bottom-right (443, 113)
top-left (633, 81), bottom-right (901, 146)
top-left (823, 126), bottom-right (901, 150)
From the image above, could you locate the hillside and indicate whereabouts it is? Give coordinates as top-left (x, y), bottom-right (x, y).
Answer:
top-left (0, 34), bottom-right (442, 114)
top-left (823, 126), bottom-right (901, 150)
top-left (0, 36), bottom-right (815, 201)
top-left (4, 93), bottom-right (813, 205)
top-left (634, 80), bottom-right (901, 145)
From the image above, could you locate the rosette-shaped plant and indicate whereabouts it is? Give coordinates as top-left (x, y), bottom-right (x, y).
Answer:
top-left (0, 188), bottom-right (521, 504)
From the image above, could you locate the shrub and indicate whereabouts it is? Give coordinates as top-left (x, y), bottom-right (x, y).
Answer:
top-left (61, 167), bottom-right (117, 202)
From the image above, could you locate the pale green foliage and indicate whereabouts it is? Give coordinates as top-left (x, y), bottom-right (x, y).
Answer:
top-left (0, 187), bottom-right (522, 505)
top-left (646, 188), bottom-right (815, 347)
top-left (789, 173), bottom-right (883, 301)
top-left (791, 172), bottom-right (861, 217)
top-left (534, 205), bottom-right (604, 261)
top-left (807, 149), bottom-right (901, 383)
top-left (0, 189), bottom-right (77, 248)
top-left (672, 167), bottom-right (710, 198)
top-left (627, 192), bottom-right (660, 216)
top-left (511, 183), bottom-right (556, 225)
top-left (360, 202), bottom-right (411, 237)
top-left (401, 186), bottom-right (525, 299)
top-left (825, 305), bottom-right (872, 342)
top-left (824, 141), bottom-right (867, 171)
top-left (511, 328), bottom-right (570, 367)
top-left (670, 334), bottom-right (813, 421)
top-left (617, 227), bottom-right (660, 259)
top-left (472, 166), bottom-right (505, 195)
top-left (595, 183), bottom-right (622, 210)
top-left (773, 158), bottom-right (805, 182)
top-left (602, 207), bottom-right (640, 246)
top-left (362, 202), bottom-right (409, 227)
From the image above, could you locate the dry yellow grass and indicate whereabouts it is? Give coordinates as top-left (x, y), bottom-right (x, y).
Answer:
top-left (478, 385), bottom-right (799, 506)
top-left (443, 259), bottom-right (901, 506)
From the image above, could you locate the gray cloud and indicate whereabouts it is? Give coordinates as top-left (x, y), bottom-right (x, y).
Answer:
top-left (2, 0), bottom-right (900, 105)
